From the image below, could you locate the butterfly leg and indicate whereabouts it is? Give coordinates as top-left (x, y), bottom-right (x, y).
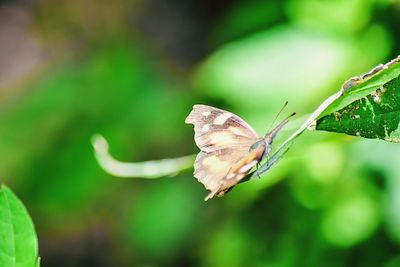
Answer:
top-left (255, 162), bottom-right (262, 179)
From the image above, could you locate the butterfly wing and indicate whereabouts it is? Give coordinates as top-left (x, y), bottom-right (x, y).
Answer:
top-left (193, 149), bottom-right (243, 200)
top-left (186, 105), bottom-right (264, 200)
top-left (194, 145), bottom-right (266, 200)
top-left (185, 105), bottom-right (259, 152)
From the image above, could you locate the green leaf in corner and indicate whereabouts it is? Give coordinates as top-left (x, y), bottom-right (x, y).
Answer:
top-left (0, 185), bottom-right (39, 267)
top-left (317, 74), bottom-right (400, 142)
top-left (318, 56), bottom-right (400, 118)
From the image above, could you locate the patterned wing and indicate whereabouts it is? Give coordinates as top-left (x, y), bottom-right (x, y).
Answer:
top-left (194, 149), bottom-right (244, 200)
top-left (185, 104), bottom-right (259, 153)
top-left (194, 144), bottom-right (266, 200)
top-left (186, 104), bottom-right (292, 200)
top-left (186, 105), bottom-right (267, 200)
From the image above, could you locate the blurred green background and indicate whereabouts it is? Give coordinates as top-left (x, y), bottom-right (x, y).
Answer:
top-left (0, 0), bottom-right (399, 266)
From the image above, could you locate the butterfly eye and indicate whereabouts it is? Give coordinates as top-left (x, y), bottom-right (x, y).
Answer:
top-left (250, 140), bottom-right (264, 151)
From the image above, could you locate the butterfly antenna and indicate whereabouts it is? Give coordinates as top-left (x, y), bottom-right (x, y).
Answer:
top-left (267, 101), bottom-right (288, 133)
top-left (265, 112), bottom-right (296, 143)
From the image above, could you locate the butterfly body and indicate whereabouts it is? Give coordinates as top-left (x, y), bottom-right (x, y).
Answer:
top-left (186, 104), bottom-right (289, 201)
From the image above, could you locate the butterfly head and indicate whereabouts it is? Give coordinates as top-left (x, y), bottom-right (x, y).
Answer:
top-left (250, 139), bottom-right (265, 151)
top-left (264, 112), bottom-right (296, 144)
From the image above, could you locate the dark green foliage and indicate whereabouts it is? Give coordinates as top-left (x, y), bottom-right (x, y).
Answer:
top-left (317, 75), bottom-right (400, 142)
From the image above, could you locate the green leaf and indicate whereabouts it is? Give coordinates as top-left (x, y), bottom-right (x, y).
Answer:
top-left (317, 74), bottom-right (400, 142)
top-left (0, 185), bottom-right (39, 267)
top-left (318, 56), bottom-right (400, 118)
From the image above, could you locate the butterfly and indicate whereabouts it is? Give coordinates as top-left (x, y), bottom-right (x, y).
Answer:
top-left (185, 104), bottom-right (294, 201)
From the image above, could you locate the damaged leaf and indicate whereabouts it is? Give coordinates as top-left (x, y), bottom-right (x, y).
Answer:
top-left (317, 75), bottom-right (400, 142)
